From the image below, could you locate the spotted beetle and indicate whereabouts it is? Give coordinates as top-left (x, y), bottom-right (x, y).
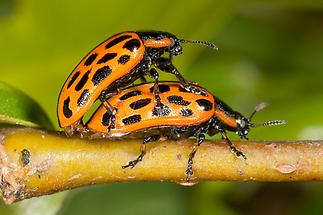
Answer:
top-left (86, 82), bottom-right (286, 181)
top-left (57, 31), bottom-right (217, 136)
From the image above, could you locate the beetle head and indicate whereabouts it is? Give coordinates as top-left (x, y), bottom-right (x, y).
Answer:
top-left (235, 102), bottom-right (286, 139)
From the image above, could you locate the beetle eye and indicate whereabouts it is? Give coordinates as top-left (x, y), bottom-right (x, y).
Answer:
top-left (236, 118), bottom-right (245, 128)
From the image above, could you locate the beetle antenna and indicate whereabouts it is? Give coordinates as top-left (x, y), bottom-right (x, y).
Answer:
top-left (179, 39), bottom-right (218, 50)
top-left (249, 102), bottom-right (268, 121)
top-left (248, 102), bottom-right (286, 127)
top-left (250, 120), bottom-right (287, 128)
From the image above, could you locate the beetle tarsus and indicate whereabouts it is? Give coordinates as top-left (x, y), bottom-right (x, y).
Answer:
top-left (122, 155), bottom-right (143, 169)
top-left (122, 135), bottom-right (161, 169)
top-left (221, 131), bottom-right (247, 160)
top-left (186, 158), bottom-right (194, 181)
top-left (185, 133), bottom-right (205, 181)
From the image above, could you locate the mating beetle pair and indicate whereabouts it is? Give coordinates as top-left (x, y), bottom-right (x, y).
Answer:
top-left (57, 31), bottom-right (285, 180)
top-left (57, 31), bottom-right (216, 135)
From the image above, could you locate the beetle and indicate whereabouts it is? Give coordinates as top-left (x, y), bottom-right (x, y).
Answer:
top-left (86, 82), bottom-right (286, 181)
top-left (57, 31), bottom-right (217, 136)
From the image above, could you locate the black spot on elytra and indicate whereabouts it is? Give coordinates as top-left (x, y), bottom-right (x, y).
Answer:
top-left (105, 35), bottom-right (132, 49)
top-left (178, 86), bottom-right (187, 92)
top-left (149, 84), bottom-right (170, 93)
top-left (63, 97), bottom-right (73, 118)
top-left (118, 54), bottom-right (130, 64)
top-left (196, 99), bottom-right (213, 111)
top-left (167, 95), bottom-right (191, 106)
top-left (159, 84), bottom-right (171, 93)
top-left (77, 89), bottom-right (90, 107)
top-left (123, 39), bottom-right (141, 52)
top-left (122, 114), bottom-right (141, 125)
top-left (180, 108), bottom-right (193, 117)
top-left (152, 105), bottom-right (171, 117)
top-left (75, 71), bottom-right (90, 91)
top-left (120, 90), bottom-right (141, 100)
top-left (21, 149), bottom-right (30, 167)
top-left (67, 71), bottom-right (80, 89)
top-left (97, 53), bottom-right (117, 64)
top-left (92, 66), bottom-right (112, 86)
top-left (84, 53), bottom-right (98, 66)
top-left (129, 98), bottom-right (151, 110)
top-left (102, 112), bottom-right (110, 126)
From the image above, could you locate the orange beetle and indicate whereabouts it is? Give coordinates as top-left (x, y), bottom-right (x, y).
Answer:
top-left (86, 82), bottom-right (285, 180)
top-left (57, 31), bottom-right (217, 135)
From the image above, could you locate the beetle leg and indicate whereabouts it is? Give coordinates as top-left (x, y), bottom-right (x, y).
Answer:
top-left (155, 57), bottom-right (186, 83)
top-left (140, 76), bottom-right (147, 83)
top-left (99, 92), bottom-right (118, 132)
top-left (103, 101), bottom-right (117, 132)
top-left (168, 52), bottom-right (173, 64)
top-left (122, 135), bottom-right (161, 169)
top-left (155, 58), bottom-right (205, 95)
top-left (186, 133), bottom-right (205, 181)
top-left (64, 120), bottom-right (89, 137)
top-left (149, 68), bottom-right (162, 108)
top-left (220, 131), bottom-right (247, 160)
top-left (100, 88), bottom-right (117, 100)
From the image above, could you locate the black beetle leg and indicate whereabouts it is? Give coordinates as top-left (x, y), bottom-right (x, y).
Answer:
top-left (186, 132), bottom-right (205, 181)
top-left (220, 131), bottom-right (247, 160)
top-left (155, 58), bottom-right (187, 84)
top-left (149, 68), bottom-right (162, 108)
top-left (99, 90), bottom-right (118, 132)
top-left (155, 58), bottom-right (205, 95)
top-left (168, 52), bottom-right (174, 64)
top-left (122, 135), bottom-right (161, 169)
top-left (140, 76), bottom-right (147, 83)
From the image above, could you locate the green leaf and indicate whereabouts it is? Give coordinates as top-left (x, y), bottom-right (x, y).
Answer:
top-left (0, 81), bottom-right (53, 129)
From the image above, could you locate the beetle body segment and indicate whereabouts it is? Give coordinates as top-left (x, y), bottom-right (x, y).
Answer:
top-left (87, 82), bottom-right (215, 136)
top-left (58, 32), bottom-right (145, 128)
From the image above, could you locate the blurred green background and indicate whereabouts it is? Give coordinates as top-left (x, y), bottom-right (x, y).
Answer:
top-left (1, 0), bottom-right (323, 214)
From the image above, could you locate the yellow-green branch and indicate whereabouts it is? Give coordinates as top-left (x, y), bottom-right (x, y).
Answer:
top-left (0, 128), bottom-right (322, 204)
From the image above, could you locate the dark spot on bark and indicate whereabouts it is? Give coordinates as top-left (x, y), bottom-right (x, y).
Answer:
top-left (21, 149), bottom-right (30, 167)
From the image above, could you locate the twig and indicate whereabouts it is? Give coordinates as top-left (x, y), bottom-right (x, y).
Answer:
top-left (0, 128), bottom-right (322, 204)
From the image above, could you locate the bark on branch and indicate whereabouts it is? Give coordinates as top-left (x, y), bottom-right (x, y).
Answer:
top-left (0, 128), bottom-right (322, 204)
